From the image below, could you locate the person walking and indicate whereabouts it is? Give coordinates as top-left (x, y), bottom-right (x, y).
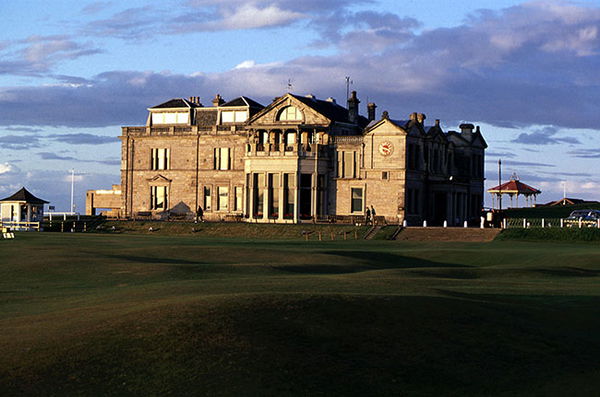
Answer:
top-left (196, 206), bottom-right (204, 222)
top-left (365, 207), bottom-right (371, 226)
top-left (371, 205), bottom-right (377, 225)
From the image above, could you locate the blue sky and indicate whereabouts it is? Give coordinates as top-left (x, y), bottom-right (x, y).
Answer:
top-left (1, 0), bottom-right (600, 211)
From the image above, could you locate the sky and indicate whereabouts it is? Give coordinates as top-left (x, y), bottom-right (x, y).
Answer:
top-left (1, 0), bottom-right (600, 211)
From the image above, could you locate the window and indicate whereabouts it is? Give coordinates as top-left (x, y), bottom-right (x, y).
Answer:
top-left (268, 174), bottom-right (279, 219)
top-left (351, 188), bottom-right (363, 213)
top-left (221, 111), bottom-right (247, 123)
top-left (214, 148), bottom-right (231, 170)
top-left (150, 186), bottom-right (168, 210)
top-left (204, 186), bottom-right (212, 211)
top-left (343, 152), bottom-right (356, 178)
top-left (151, 148), bottom-right (170, 170)
top-left (277, 106), bottom-right (302, 121)
top-left (151, 112), bottom-right (188, 125)
top-left (253, 173), bottom-right (264, 217)
top-left (382, 171), bottom-right (389, 180)
top-left (234, 186), bottom-right (243, 211)
top-left (283, 174), bottom-right (294, 219)
top-left (217, 186), bottom-right (229, 211)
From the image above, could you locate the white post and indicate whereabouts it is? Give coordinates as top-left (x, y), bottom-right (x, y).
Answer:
top-left (579, 217), bottom-right (582, 228)
top-left (523, 218), bottom-right (526, 228)
top-left (503, 218), bottom-right (507, 229)
top-left (70, 168), bottom-right (75, 214)
top-left (597, 219), bottom-right (600, 229)
top-left (443, 220), bottom-right (447, 228)
top-left (423, 220), bottom-right (427, 227)
top-left (542, 218), bottom-right (545, 228)
top-left (480, 217), bottom-right (484, 229)
top-left (403, 219), bottom-right (407, 227)
top-left (464, 220), bottom-right (468, 228)
top-left (560, 218), bottom-right (564, 228)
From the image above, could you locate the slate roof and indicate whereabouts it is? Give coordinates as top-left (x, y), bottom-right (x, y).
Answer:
top-left (290, 94), bottom-right (369, 126)
top-left (0, 187), bottom-right (49, 204)
top-left (195, 109), bottom-right (218, 127)
top-left (150, 98), bottom-right (199, 109)
top-left (222, 96), bottom-right (264, 109)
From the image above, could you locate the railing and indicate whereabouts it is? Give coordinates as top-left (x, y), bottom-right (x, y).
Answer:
top-left (0, 221), bottom-right (41, 231)
top-left (332, 136), bottom-right (363, 144)
top-left (504, 217), bottom-right (599, 228)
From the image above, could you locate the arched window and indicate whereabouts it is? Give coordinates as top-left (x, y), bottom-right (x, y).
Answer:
top-left (277, 106), bottom-right (302, 121)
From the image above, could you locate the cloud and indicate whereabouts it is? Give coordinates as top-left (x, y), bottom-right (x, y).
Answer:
top-left (3, 126), bottom-right (43, 133)
top-left (81, 1), bottom-right (113, 15)
top-left (512, 126), bottom-right (582, 145)
top-left (37, 151), bottom-right (121, 166)
top-left (568, 148), bottom-right (600, 158)
top-left (0, 35), bottom-right (102, 76)
top-left (485, 159), bottom-right (555, 168)
top-left (47, 133), bottom-right (118, 145)
top-left (0, 135), bottom-right (42, 150)
top-left (2, 1), bottom-right (600, 132)
top-left (0, 162), bottom-right (19, 175)
top-left (485, 151), bottom-right (517, 159)
top-left (84, 6), bottom-right (161, 40)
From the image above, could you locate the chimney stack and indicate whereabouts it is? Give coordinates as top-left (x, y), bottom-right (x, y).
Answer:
top-left (435, 119), bottom-right (440, 127)
top-left (212, 94), bottom-right (225, 107)
top-left (367, 102), bottom-right (377, 121)
top-left (459, 123), bottom-right (474, 133)
top-left (409, 112), bottom-right (418, 122)
top-left (347, 90), bottom-right (360, 124)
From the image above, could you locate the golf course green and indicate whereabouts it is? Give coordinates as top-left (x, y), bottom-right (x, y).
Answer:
top-left (1, 232), bottom-right (599, 396)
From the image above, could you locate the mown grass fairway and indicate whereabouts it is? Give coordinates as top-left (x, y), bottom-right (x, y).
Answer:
top-left (1, 233), bottom-right (600, 396)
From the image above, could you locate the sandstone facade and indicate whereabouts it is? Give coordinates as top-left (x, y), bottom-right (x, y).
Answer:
top-left (111, 92), bottom-right (486, 225)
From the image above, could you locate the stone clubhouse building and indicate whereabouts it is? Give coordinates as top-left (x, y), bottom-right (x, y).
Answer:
top-left (88, 91), bottom-right (486, 226)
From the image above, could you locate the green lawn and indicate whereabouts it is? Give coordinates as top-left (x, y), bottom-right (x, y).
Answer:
top-left (1, 233), bottom-right (599, 396)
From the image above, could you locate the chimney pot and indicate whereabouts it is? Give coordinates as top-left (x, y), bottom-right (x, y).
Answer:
top-left (459, 123), bottom-right (475, 133)
top-left (417, 113), bottom-right (426, 124)
top-left (347, 91), bottom-right (360, 124)
top-left (367, 102), bottom-right (377, 121)
top-left (212, 94), bottom-right (225, 107)
top-left (382, 110), bottom-right (390, 119)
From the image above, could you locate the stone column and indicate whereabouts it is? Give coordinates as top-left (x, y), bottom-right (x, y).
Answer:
top-left (247, 174), bottom-right (254, 221)
top-left (293, 172), bottom-right (300, 223)
top-left (262, 173), bottom-right (268, 221)
top-left (278, 172), bottom-right (284, 222)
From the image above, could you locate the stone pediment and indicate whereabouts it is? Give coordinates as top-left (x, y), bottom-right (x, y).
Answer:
top-left (249, 94), bottom-right (335, 127)
top-left (364, 118), bottom-right (408, 137)
top-left (147, 174), bottom-right (172, 185)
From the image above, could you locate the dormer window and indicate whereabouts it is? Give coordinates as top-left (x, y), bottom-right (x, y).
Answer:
top-left (277, 106), bottom-right (302, 121)
top-left (151, 112), bottom-right (188, 125)
top-left (221, 111), bottom-right (248, 123)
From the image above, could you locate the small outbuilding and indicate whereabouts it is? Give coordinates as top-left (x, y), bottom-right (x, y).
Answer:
top-left (0, 187), bottom-right (49, 230)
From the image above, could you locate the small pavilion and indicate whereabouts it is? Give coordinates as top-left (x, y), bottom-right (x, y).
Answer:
top-left (487, 174), bottom-right (541, 209)
top-left (0, 187), bottom-right (49, 230)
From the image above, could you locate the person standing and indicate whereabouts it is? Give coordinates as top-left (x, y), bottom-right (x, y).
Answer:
top-left (371, 205), bottom-right (376, 225)
top-left (365, 207), bottom-right (371, 225)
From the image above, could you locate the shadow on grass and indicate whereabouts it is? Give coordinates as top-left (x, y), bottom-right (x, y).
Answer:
top-left (273, 251), bottom-right (470, 275)
top-left (103, 255), bottom-right (205, 266)
top-left (534, 267), bottom-right (599, 278)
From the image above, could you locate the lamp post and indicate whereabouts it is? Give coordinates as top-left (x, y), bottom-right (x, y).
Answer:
top-left (498, 159), bottom-right (502, 210)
